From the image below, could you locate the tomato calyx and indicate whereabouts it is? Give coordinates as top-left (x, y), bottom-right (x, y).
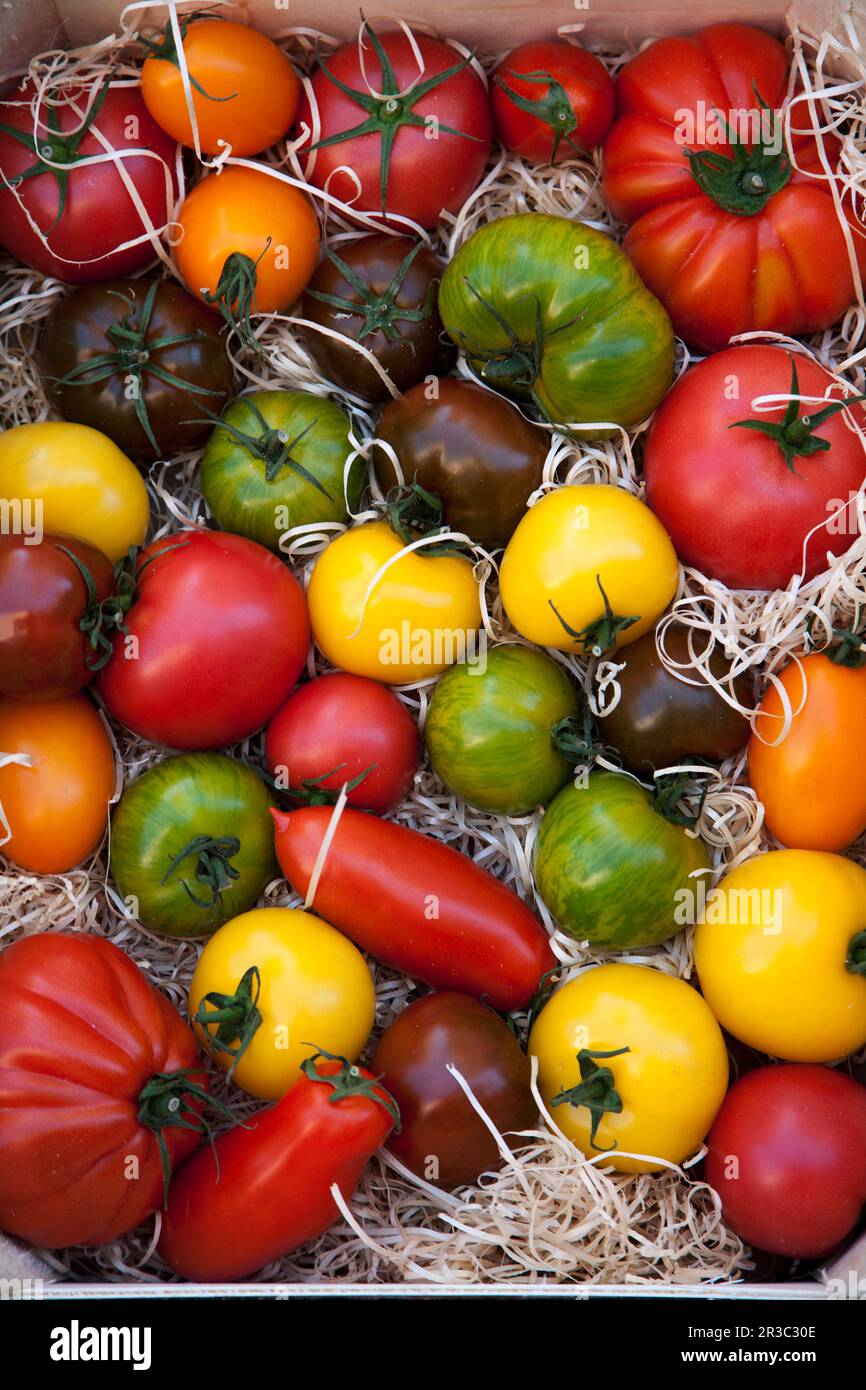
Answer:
top-left (846, 929), bottom-right (866, 976)
top-left (202, 242), bottom-right (272, 352)
top-left (138, 1066), bottom-right (230, 1202)
top-left (494, 69), bottom-right (580, 160)
top-left (550, 1046), bottom-right (629, 1150)
top-left (300, 1045), bottom-right (402, 1130)
top-left (199, 397), bottom-right (332, 490)
top-left (55, 543), bottom-right (135, 672)
top-left (805, 611), bottom-right (866, 668)
top-left (651, 761), bottom-right (713, 827)
top-left (306, 239), bottom-right (436, 341)
top-left (551, 711), bottom-right (616, 770)
top-left (193, 965), bottom-right (263, 1079)
top-left (280, 761), bottom-right (378, 807)
top-left (136, 13), bottom-right (237, 104)
top-left (0, 80), bottom-right (111, 231)
top-left (310, 19), bottom-right (483, 214)
top-left (549, 575), bottom-right (639, 656)
top-left (160, 833), bottom-right (242, 908)
top-left (730, 356), bottom-right (866, 475)
top-left (686, 93), bottom-right (790, 216)
top-left (384, 481), bottom-right (468, 557)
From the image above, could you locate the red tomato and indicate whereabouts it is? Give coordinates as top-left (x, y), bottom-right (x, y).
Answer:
top-left (98, 530), bottom-right (309, 750)
top-left (297, 24), bottom-right (492, 229)
top-left (705, 1064), bottom-right (866, 1258)
top-left (0, 932), bottom-right (208, 1248)
top-left (158, 1054), bottom-right (396, 1280)
top-left (0, 82), bottom-right (178, 283)
top-left (265, 673), bottom-right (419, 814)
top-left (643, 346), bottom-right (866, 589)
top-left (272, 805), bottom-right (555, 1010)
top-left (491, 41), bottom-right (615, 163)
top-left (603, 24), bottom-right (866, 351)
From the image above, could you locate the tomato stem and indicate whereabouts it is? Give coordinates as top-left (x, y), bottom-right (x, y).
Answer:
top-left (137, 1066), bottom-right (232, 1204)
top-left (651, 762), bottom-right (713, 827)
top-left (551, 711), bottom-right (616, 770)
top-left (160, 833), bottom-right (242, 909)
top-left (550, 1046), bottom-right (629, 1151)
top-left (277, 761), bottom-right (378, 807)
top-left (194, 396), bottom-right (332, 492)
top-left (136, 12), bottom-right (237, 103)
top-left (548, 575), bottom-right (639, 656)
top-left (202, 245), bottom-right (271, 352)
top-left (193, 965), bottom-right (263, 1079)
top-left (384, 481), bottom-right (468, 557)
top-left (686, 88), bottom-right (791, 216)
top-left (494, 69), bottom-right (581, 160)
top-left (730, 355), bottom-right (866, 475)
top-left (846, 929), bottom-right (866, 976)
top-left (300, 1046), bottom-right (402, 1130)
top-left (0, 80), bottom-right (111, 231)
top-left (306, 239), bottom-right (436, 341)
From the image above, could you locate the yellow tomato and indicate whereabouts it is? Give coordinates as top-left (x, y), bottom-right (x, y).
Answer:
top-left (307, 520), bottom-right (482, 684)
top-left (529, 963), bottom-right (728, 1173)
top-left (0, 421), bottom-right (149, 563)
top-left (189, 906), bottom-right (375, 1101)
top-left (499, 484), bottom-right (679, 654)
top-left (694, 849), bottom-right (866, 1063)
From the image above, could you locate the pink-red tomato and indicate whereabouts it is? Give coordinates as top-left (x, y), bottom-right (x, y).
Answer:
top-left (491, 41), bottom-right (615, 163)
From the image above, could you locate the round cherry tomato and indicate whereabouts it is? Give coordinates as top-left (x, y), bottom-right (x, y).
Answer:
top-left (500, 485), bottom-right (679, 655)
top-left (706, 1064), bottom-right (866, 1258)
top-left (297, 22), bottom-right (492, 229)
top-left (0, 421), bottom-right (149, 564)
top-left (373, 379), bottom-right (548, 551)
top-left (141, 17), bottom-right (300, 157)
top-left (749, 652), bottom-right (866, 852)
top-left (265, 672), bottom-right (419, 814)
top-left (491, 40), bottom-right (615, 163)
top-left (301, 235), bottom-right (454, 401)
top-left (190, 906), bottom-right (375, 1101)
top-left (40, 278), bottom-right (234, 461)
top-left (0, 82), bottom-right (178, 283)
top-left (373, 992), bottom-right (537, 1185)
top-left (98, 530), bottom-right (309, 749)
top-left (0, 693), bottom-right (115, 874)
top-left (529, 963), bottom-right (728, 1173)
top-left (694, 849), bottom-right (866, 1062)
top-left (644, 347), bottom-right (866, 590)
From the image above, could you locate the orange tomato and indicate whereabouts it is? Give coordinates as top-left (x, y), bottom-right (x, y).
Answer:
top-left (174, 166), bottom-right (319, 321)
top-left (749, 653), bottom-right (866, 851)
top-left (141, 19), bottom-right (300, 158)
top-left (0, 695), bottom-right (116, 874)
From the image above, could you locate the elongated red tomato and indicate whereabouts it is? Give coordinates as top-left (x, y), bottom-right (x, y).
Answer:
top-left (272, 806), bottom-right (554, 1009)
top-left (158, 1055), bottom-right (396, 1280)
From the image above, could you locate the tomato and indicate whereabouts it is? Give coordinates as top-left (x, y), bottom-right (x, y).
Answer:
top-left (705, 1064), bottom-right (866, 1259)
top-left (603, 24), bottom-right (866, 352)
top-left (98, 530), bottom-right (309, 749)
top-left (272, 805), bottom-right (555, 1010)
top-left (500, 485), bottom-right (679, 655)
top-left (425, 645), bottom-right (579, 814)
top-left (158, 1053), bottom-right (396, 1281)
top-left (373, 379), bottom-right (548, 551)
top-left (0, 932), bottom-right (210, 1248)
top-left (200, 390), bottom-right (359, 550)
top-left (141, 17), bottom-right (300, 158)
top-left (190, 907), bottom-right (375, 1101)
top-left (438, 213), bottom-right (674, 429)
top-left (173, 166), bottom-right (319, 344)
top-left (297, 22), bottom-right (492, 230)
top-left (598, 624), bottom-right (752, 776)
top-left (0, 421), bottom-right (149, 564)
top-left (529, 963), bottom-right (728, 1173)
top-left (534, 772), bottom-right (709, 948)
top-left (301, 235), bottom-right (454, 401)
top-left (0, 533), bottom-right (117, 699)
top-left (0, 693), bottom-right (115, 874)
top-left (373, 992), bottom-right (537, 1185)
top-left (265, 673), bottom-right (419, 815)
top-left (491, 40), bottom-right (615, 163)
top-left (110, 753), bottom-right (277, 938)
top-left (307, 519), bottom-right (481, 684)
top-left (40, 279), bottom-right (234, 462)
top-left (0, 82), bottom-right (178, 283)
top-left (644, 347), bottom-right (866, 591)
top-left (694, 849), bottom-right (866, 1062)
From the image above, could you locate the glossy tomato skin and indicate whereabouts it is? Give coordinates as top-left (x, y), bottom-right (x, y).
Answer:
top-left (373, 379), bottom-right (548, 550)
top-left (265, 673), bottom-right (419, 814)
top-left (373, 992), bottom-right (537, 1185)
top-left (598, 625), bottom-right (752, 775)
top-left (0, 932), bottom-right (207, 1247)
top-left (158, 1057), bottom-right (395, 1281)
top-left (644, 347), bottom-right (866, 590)
top-left (0, 84), bottom-right (178, 283)
top-left (0, 533), bottom-right (114, 699)
top-left (491, 41), bottom-right (615, 163)
top-left (98, 530), bottom-right (310, 750)
top-left (141, 19), bottom-right (300, 157)
top-left (298, 31), bottom-right (492, 229)
top-left (705, 1064), bottom-right (866, 1258)
top-left (301, 235), bottom-right (454, 401)
top-left (272, 806), bottom-right (555, 1010)
top-left (603, 25), bottom-right (866, 351)
top-left (749, 654), bottom-right (866, 851)
top-left (0, 693), bottom-right (115, 874)
top-left (40, 279), bottom-right (234, 461)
